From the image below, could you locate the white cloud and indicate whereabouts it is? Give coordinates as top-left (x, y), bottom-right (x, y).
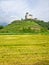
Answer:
top-left (0, 0), bottom-right (49, 25)
top-left (0, 0), bottom-right (32, 23)
top-left (30, 0), bottom-right (49, 21)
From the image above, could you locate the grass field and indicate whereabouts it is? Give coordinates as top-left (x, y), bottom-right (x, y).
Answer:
top-left (0, 35), bottom-right (49, 65)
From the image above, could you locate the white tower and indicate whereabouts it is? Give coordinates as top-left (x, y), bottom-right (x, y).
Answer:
top-left (25, 12), bottom-right (33, 19)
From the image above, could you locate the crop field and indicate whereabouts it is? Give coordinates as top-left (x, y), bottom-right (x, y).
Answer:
top-left (0, 35), bottom-right (49, 65)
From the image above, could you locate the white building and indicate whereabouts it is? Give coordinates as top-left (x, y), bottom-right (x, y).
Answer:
top-left (25, 12), bottom-right (33, 19)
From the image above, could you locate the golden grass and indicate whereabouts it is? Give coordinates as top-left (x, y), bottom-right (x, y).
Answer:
top-left (0, 35), bottom-right (49, 65)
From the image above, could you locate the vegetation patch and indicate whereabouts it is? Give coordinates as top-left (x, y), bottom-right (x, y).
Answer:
top-left (0, 20), bottom-right (49, 34)
top-left (0, 35), bottom-right (49, 65)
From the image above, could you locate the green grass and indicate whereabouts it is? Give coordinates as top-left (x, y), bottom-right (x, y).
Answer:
top-left (0, 20), bottom-right (43, 33)
top-left (0, 35), bottom-right (49, 65)
top-left (0, 20), bottom-right (48, 35)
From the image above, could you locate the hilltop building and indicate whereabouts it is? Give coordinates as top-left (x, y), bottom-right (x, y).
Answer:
top-left (25, 12), bottom-right (33, 19)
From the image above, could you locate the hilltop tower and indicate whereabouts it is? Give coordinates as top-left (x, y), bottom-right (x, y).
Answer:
top-left (25, 12), bottom-right (33, 19)
top-left (25, 12), bottom-right (28, 19)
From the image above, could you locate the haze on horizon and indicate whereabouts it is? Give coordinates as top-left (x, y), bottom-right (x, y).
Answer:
top-left (0, 0), bottom-right (49, 25)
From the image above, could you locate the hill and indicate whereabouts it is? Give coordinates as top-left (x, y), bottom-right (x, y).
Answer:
top-left (0, 19), bottom-right (48, 34)
top-left (34, 20), bottom-right (49, 30)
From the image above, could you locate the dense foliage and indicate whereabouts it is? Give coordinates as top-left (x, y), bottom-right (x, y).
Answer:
top-left (34, 20), bottom-right (49, 30)
top-left (0, 26), bottom-right (4, 29)
top-left (0, 19), bottom-right (49, 34)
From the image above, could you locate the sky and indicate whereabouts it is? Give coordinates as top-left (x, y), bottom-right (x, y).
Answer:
top-left (0, 0), bottom-right (49, 25)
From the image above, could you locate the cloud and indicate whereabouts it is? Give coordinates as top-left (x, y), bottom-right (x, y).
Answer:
top-left (0, 0), bottom-right (49, 25)
top-left (0, 0), bottom-right (29, 23)
top-left (31, 0), bottom-right (49, 21)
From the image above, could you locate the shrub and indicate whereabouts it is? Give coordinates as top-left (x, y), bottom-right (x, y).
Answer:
top-left (0, 26), bottom-right (4, 29)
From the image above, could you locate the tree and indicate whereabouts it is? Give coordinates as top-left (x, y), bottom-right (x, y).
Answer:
top-left (0, 26), bottom-right (4, 29)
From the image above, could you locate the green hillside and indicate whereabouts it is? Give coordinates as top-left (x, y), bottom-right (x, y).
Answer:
top-left (0, 19), bottom-right (48, 34)
top-left (34, 20), bottom-right (49, 30)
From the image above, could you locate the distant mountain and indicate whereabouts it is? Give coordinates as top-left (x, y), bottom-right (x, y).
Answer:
top-left (0, 22), bottom-right (8, 26)
top-left (0, 19), bottom-right (49, 34)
